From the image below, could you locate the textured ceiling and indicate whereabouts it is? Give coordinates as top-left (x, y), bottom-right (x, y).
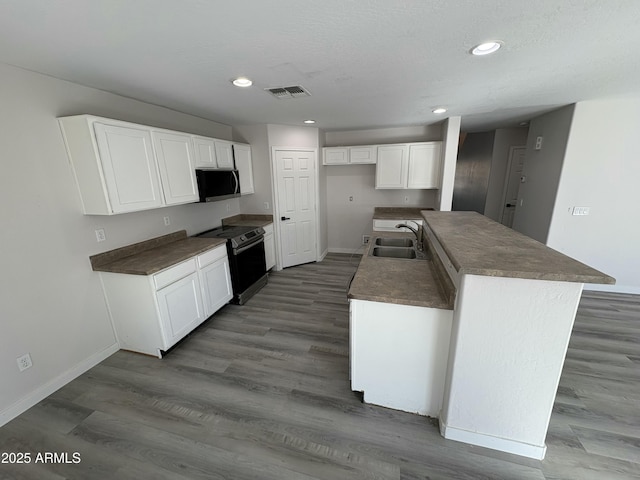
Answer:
top-left (1, 0), bottom-right (639, 132)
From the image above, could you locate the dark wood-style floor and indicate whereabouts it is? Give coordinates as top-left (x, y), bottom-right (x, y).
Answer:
top-left (1, 254), bottom-right (639, 479)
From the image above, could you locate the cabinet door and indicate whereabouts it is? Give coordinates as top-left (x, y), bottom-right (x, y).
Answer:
top-left (214, 140), bottom-right (234, 169)
top-left (152, 131), bottom-right (199, 205)
top-left (94, 122), bottom-right (163, 213)
top-left (233, 144), bottom-right (255, 195)
top-left (349, 146), bottom-right (377, 164)
top-left (375, 145), bottom-right (408, 189)
top-left (200, 256), bottom-right (233, 317)
top-left (264, 236), bottom-right (275, 270)
top-left (156, 271), bottom-right (205, 349)
top-left (407, 143), bottom-right (442, 189)
top-left (193, 136), bottom-right (217, 168)
top-left (323, 147), bottom-right (349, 165)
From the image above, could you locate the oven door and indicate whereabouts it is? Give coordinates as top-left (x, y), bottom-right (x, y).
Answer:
top-left (230, 238), bottom-right (267, 296)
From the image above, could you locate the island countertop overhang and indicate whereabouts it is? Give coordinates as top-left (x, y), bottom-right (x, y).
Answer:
top-left (421, 211), bottom-right (615, 285)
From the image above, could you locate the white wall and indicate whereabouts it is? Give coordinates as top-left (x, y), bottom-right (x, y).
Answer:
top-left (547, 98), bottom-right (640, 293)
top-left (484, 127), bottom-right (529, 221)
top-left (0, 63), bottom-right (238, 425)
top-left (512, 105), bottom-right (575, 243)
top-left (325, 125), bottom-right (442, 253)
top-left (438, 116), bottom-right (461, 211)
top-left (326, 166), bottom-right (438, 253)
top-left (266, 124), bottom-right (326, 262)
top-left (325, 125), bottom-right (441, 146)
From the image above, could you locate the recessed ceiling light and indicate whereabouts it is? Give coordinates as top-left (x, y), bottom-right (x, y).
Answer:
top-left (232, 77), bottom-right (253, 87)
top-left (471, 41), bottom-right (502, 56)
top-left (303, 120), bottom-right (316, 124)
top-left (432, 108), bottom-right (447, 114)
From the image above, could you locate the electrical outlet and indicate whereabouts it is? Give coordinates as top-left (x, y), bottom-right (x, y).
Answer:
top-left (226, 203), bottom-right (230, 212)
top-left (17, 353), bottom-right (32, 372)
top-left (264, 202), bottom-right (270, 210)
top-left (362, 235), bottom-right (370, 245)
top-left (163, 216), bottom-right (170, 226)
top-left (95, 228), bottom-right (106, 242)
top-left (404, 196), bottom-right (409, 204)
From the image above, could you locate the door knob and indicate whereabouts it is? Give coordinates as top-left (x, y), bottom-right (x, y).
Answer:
top-left (281, 216), bottom-right (290, 221)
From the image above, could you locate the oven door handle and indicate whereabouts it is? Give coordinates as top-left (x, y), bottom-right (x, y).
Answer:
top-left (234, 236), bottom-right (264, 255)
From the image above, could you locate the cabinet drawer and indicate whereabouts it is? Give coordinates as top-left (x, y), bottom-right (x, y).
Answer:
top-left (153, 258), bottom-right (197, 290)
top-left (197, 244), bottom-right (228, 269)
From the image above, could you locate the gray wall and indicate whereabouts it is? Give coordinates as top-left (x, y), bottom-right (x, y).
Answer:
top-left (546, 99), bottom-right (640, 293)
top-left (512, 105), bottom-right (575, 243)
top-left (483, 127), bottom-right (529, 221)
top-left (452, 132), bottom-right (495, 213)
top-left (0, 62), bottom-right (238, 424)
top-left (325, 125), bottom-right (442, 253)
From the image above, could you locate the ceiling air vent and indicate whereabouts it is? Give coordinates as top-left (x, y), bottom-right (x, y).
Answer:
top-left (265, 85), bottom-right (311, 99)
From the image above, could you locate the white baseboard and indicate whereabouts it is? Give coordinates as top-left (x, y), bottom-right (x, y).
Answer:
top-left (584, 284), bottom-right (640, 295)
top-left (0, 343), bottom-right (119, 427)
top-left (318, 247), bottom-right (328, 262)
top-left (328, 247), bottom-right (366, 255)
top-left (439, 419), bottom-right (547, 460)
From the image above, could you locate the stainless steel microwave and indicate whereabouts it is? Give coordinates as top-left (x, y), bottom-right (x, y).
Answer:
top-left (195, 169), bottom-right (240, 202)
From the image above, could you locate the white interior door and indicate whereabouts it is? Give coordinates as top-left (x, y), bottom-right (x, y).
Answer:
top-left (500, 146), bottom-right (526, 228)
top-left (274, 149), bottom-right (317, 269)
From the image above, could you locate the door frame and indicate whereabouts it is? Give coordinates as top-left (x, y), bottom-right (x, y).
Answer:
top-left (499, 145), bottom-right (527, 227)
top-left (270, 147), bottom-right (320, 271)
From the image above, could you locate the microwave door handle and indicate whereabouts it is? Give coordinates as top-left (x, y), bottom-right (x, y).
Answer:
top-left (232, 170), bottom-right (239, 194)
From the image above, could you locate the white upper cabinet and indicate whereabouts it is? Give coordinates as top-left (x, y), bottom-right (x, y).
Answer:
top-left (152, 131), bottom-right (199, 205)
top-left (63, 118), bottom-right (164, 214)
top-left (59, 115), bottom-right (247, 214)
top-left (323, 146), bottom-right (377, 165)
top-left (193, 136), bottom-right (217, 168)
top-left (349, 146), bottom-right (377, 164)
top-left (232, 143), bottom-right (254, 195)
top-left (407, 143), bottom-right (442, 189)
top-left (376, 144), bottom-right (408, 188)
top-left (214, 140), bottom-right (234, 169)
top-left (375, 142), bottom-right (442, 190)
top-left (323, 147), bottom-right (349, 165)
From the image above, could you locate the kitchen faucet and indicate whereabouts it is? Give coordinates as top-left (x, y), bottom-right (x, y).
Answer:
top-left (395, 223), bottom-right (423, 251)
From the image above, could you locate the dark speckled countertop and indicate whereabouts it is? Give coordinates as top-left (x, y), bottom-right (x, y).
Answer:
top-left (347, 231), bottom-right (454, 310)
top-left (422, 211), bottom-right (615, 284)
top-left (373, 207), bottom-right (433, 220)
top-left (222, 214), bottom-right (274, 227)
top-left (90, 230), bottom-right (227, 275)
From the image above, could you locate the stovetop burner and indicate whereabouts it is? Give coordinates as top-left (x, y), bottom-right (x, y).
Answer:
top-left (196, 225), bottom-right (265, 249)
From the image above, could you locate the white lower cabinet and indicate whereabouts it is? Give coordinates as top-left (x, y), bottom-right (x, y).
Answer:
top-left (198, 246), bottom-right (233, 316)
top-left (156, 268), bottom-right (205, 348)
top-left (263, 223), bottom-right (276, 270)
top-left (101, 244), bottom-right (232, 357)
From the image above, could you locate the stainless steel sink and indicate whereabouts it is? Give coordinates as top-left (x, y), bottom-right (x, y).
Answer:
top-left (374, 237), bottom-right (414, 248)
top-left (371, 246), bottom-right (417, 259)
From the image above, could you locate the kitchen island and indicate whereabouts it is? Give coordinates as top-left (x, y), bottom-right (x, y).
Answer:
top-left (348, 211), bottom-right (614, 460)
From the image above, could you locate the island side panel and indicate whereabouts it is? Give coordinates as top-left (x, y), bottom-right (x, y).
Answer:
top-left (350, 299), bottom-right (453, 417)
top-left (439, 274), bottom-right (583, 460)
